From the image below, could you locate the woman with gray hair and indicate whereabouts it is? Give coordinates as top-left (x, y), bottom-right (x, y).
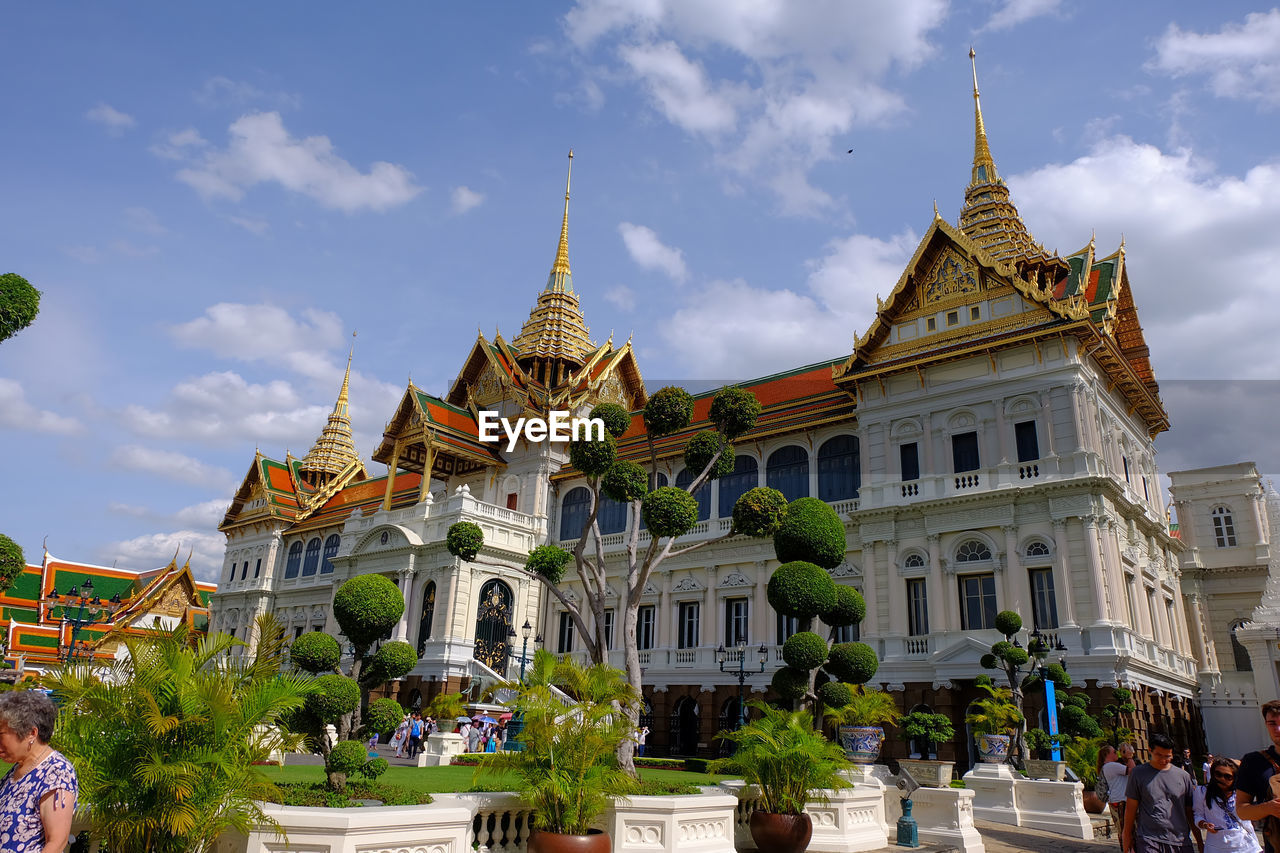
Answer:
top-left (0, 690), bottom-right (77, 852)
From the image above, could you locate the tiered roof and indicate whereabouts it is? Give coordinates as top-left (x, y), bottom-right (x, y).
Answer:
top-left (298, 350), bottom-right (366, 485)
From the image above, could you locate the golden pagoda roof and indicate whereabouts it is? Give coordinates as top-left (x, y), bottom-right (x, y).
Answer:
top-left (511, 151), bottom-right (595, 365)
top-left (298, 349), bottom-right (365, 479)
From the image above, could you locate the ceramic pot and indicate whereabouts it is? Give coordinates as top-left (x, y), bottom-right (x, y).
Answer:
top-left (528, 829), bottom-right (611, 853)
top-left (837, 726), bottom-right (885, 765)
top-left (749, 811), bottom-right (813, 853)
top-left (976, 733), bottom-right (1011, 764)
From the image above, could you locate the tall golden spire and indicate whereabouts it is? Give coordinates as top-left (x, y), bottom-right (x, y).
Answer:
top-left (298, 337), bottom-right (363, 485)
top-left (547, 149), bottom-right (573, 293)
top-left (969, 48), bottom-right (998, 187)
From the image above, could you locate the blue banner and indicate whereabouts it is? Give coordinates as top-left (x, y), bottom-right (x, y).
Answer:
top-left (1045, 678), bottom-right (1061, 761)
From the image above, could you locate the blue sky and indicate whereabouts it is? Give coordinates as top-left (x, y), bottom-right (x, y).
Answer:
top-left (2, 1), bottom-right (1278, 580)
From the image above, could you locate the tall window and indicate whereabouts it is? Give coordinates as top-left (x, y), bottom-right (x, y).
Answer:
top-left (1014, 421), bottom-right (1039, 463)
top-left (301, 538), bottom-right (322, 577)
top-left (1231, 621), bottom-right (1252, 672)
top-left (1028, 568), bottom-right (1059, 629)
top-left (767, 446), bottom-right (810, 502)
top-left (952, 432), bottom-right (980, 473)
top-left (900, 443), bottom-right (920, 481)
top-left (959, 573), bottom-right (997, 630)
top-left (598, 495), bottom-right (628, 535)
top-left (1122, 456), bottom-right (1131, 483)
top-left (678, 602), bottom-right (700, 649)
top-left (724, 598), bottom-right (749, 646)
top-left (832, 617), bottom-right (860, 644)
top-left (818, 435), bottom-right (861, 502)
top-left (557, 611), bottom-right (575, 653)
top-left (1213, 507), bottom-right (1237, 547)
top-left (284, 542), bottom-right (303, 579)
top-left (253, 558), bottom-right (261, 578)
top-left (560, 487), bottom-right (592, 541)
top-left (675, 468), bottom-right (710, 521)
top-left (603, 609), bottom-right (615, 651)
top-left (907, 579), bottom-right (929, 636)
top-left (321, 534), bottom-right (340, 573)
top-left (718, 456), bottom-right (759, 518)
top-left (227, 562), bottom-right (237, 583)
top-left (638, 605), bottom-right (656, 650)
top-left (417, 581), bottom-right (436, 654)
top-left (776, 612), bottom-right (799, 644)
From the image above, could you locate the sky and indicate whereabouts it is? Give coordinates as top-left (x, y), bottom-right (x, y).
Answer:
top-left (2, 1), bottom-right (1279, 582)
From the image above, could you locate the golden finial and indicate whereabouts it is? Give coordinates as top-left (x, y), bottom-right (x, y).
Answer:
top-left (933, 199), bottom-right (939, 218)
top-left (546, 149), bottom-right (574, 293)
top-left (1119, 233), bottom-right (1126, 253)
top-left (969, 48), bottom-right (997, 187)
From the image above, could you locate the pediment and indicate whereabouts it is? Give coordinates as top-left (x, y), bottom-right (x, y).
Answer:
top-left (352, 524), bottom-right (421, 555)
top-left (932, 635), bottom-right (994, 664)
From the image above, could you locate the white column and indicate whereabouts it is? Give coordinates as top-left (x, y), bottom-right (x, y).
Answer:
top-left (1051, 520), bottom-right (1077, 627)
top-left (1252, 494), bottom-right (1269, 545)
top-left (395, 562), bottom-right (415, 642)
top-left (994, 403), bottom-right (1010, 465)
top-left (861, 539), bottom-right (881, 636)
top-left (1081, 517), bottom-right (1110, 625)
top-left (1002, 525), bottom-right (1026, 621)
top-left (886, 539), bottom-right (906, 635)
top-left (1039, 390), bottom-right (1058, 457)
top-left (660, 573), bottom-right (673, 649)
top-left (706, 565), bottom-right (718, 647)
top-left (754, 561), bottom-right (770, 646)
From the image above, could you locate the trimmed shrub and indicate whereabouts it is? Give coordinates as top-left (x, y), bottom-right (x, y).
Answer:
top-left (994, 610), bottom-right (1022, 637)
top-left (590, 403), bottom-right (631, 438)
top-left (826, 642), bottom-right (879, 685)
top-left (823, 585), bottom-right (866, 628)
top-left (363, 641), bottom-right (417, 684)
top-left (817, 681), bottom-right (854, 710)
top-left (709, 387), bottom-right (762, 440)
top-left (730, 487), bottom-right (788, 537)
top-left (782, 631), bottom-right (828, 671)
top-left (359, 757), bottom-right (389, 780)
top-left (526, 544), bottom-right (572, 583)
top-left (1003, 647), bottom-right (1029, 667)
top-left (446, 522), bottom-right (483, 561)
top-left (306, 675), bottom-right (361, 723)
top-left (0, 535), bottom-right (23, 593)
top-left (683, 431), bottom-right (735, 480)
top-left (290, 631), bottom-right (341, 674)
top-left (1044, 662), bottom-right (1071, 687)
top-left (602, 460), bottom-right (648, 503)
top-left (771, 666), bottom-right (810, 702)
top-left (991, 641), bottom-right (1013, 658)
top-left (363, 698), bottom-right (404, 736)
top-left (327, 740), bottom-right (368, 775)
top-left (333, 574), bottom-right (405, 649)
top-left (643, 386), bottom-right (694, 437)
top-left (767, 561), bottom-right (838, 620)
top-left (641, 487), bottom-right (699, 538)
top-left (979, 653), bottom-right (998, 671)
top-left (568, 433), bottom-right (617, 478)
top-left (773, 497), bottom-right (846, 569)
top-left (0, 273), bottom-right (40, 343)
top-left (974, 674), bottom-right (994, 688)
top-left (683, 758), bottom-right (709, 773)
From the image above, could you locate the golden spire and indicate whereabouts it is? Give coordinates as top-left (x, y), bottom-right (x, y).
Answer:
top-left (969, 48), bottom-right (997, 186)
top-left (547, 149), bottom-right (574, 294)
top-left (298, 337), bottom-right (364, 484)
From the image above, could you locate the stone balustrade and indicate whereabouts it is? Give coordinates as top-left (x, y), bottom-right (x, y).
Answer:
top-left (963, 762), bottom-right (1093, 840)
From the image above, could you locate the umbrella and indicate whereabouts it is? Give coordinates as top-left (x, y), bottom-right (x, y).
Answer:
top-left (477, 715), bottom-right (498, 724)
top-left (455, 716), bottom-right (473, 723)
top-left (499, 712), bottom-right (514, 721)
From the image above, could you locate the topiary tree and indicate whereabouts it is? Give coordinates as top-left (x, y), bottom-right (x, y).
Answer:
top-left (329, 574), bottom-right (417, 740)
top-left (0, 535), bottom-right (25, 594)
top-left (325, 739), bottom-right (369, 793)
top-left (1098, 687), bottom-right (1136, 746)
top-left (0, 273), bottom-right (40, 344)
top-left (979, 609), bottom-right (1060, 765)
top-left (289, 631), bottom-right (341, 674)
top-left (362, 697), bottom-right (405, 740)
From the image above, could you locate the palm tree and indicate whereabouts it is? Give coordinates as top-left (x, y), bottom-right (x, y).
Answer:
top-left (45, 615), bottom-right (311, 853)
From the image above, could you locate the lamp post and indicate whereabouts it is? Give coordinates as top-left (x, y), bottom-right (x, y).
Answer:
top-left (1029, 629), bottom-right (1069, 761)
top-left (518, 620), bottom-right (535, 681)
top-left (43, 578), bottom-right (122, 663)
top-left (716, 642), bottom-right (769, 730)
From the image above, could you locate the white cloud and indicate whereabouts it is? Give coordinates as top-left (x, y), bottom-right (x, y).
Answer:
top-left (100, 530), bottom-right (227, 583)
top-left (108, 498), bottom-right (228, 528)
top-left (108, 445), bottom-right (237, 491)
top-left (196, 76), bottom-right (302, 110)
top-left (173, 112), bottom-right (423, 212)
top-left (618, 222), bottom-right (688, 281)
top-left (451, 185), bottom-right (486, 214)
top-left (85, 103), bottom-right (135, 135)
top-left (123, 207), bottom-right (167, 236)
top-left (980, 0), bottom-right (1062, 32)
top-left (605, 284), bottom-right (637, 312)
top-left (169, 303), bottom-right (345, 380)
top-left (0, 379), bottom-right (84, 435)
top-left (150, 128), bottom-right (207, 160)
top-left (227, 215), bottom-right (270, 236)
top-left (1149, 10), bottom-right (1280, 106)
top-left (618, 41), bottom-right (740, 135)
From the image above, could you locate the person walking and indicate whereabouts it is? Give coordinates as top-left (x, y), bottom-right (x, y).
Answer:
top-left (1196, 756), bottom-right (1262, 853)
top-left (459, 721), bottom-right (472, 752)
top-left (468, 720), bottom-right (482, 754)
top-left (1235, 699), bottom-right (1280, 853)
top-left (637, 726), bottom-right (649, 758)
top-left (0, 691), bottom-right (78, 853)
top-left (392, 714), bottom-right (410, 758)
top-left (1123, 732), bottom-right (1202, 853)
top-left (1101, 744), bottom-right (1130, 849)
top-left (407, 712), bottom-right (424, 759)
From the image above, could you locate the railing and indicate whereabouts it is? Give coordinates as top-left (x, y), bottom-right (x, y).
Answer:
top-left (464, 793), bottom-right (535, 853)
top-left (674, 649), bottom-right (697, 665)
top-left (638, 650), bottom-right (651, 665)
top-left (1019, 463), bottom-right (1040, 480)
top-left (905, 637), bottom-right (931, 657)
top-left (901, 483), bottom-right (919, 497)
top-left (954, 473), bottom-right (980, 490)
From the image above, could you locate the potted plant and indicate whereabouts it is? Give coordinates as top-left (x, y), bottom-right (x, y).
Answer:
top-left (1023, 728), bottom-right (1072, 780)
top-left (826, 686), bottom-right (901, 764)
top-left (480, 651), bottom-right (639, 853)
top-left (966, 676), bottom-right (1024, 764)
top-left (713, 700), bottom-right (851, 853)
top-left (896, 712), bottom-right (956, 787)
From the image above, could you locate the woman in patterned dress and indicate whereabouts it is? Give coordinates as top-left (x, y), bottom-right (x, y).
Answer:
top-left (0, 691), bottom-right (77, 853)
top-left (1196, 756), bottom-right (1263, 853)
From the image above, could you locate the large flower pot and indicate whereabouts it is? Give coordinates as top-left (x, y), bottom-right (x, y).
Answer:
top-left (528, 829), bottom-right (611, 853)
top-left (750, 811), bottom-right (813, 853)
top-left (837, 726), bottom-right (885, 765)
top-left (897, 758), bottom-right (954, 788)
top-left (1024, 759), bottom-right (1067, 781)
top-left (1082, 790), bottom-right (1106, 815)
top-left (976, 733), bottom-right (1011, 764)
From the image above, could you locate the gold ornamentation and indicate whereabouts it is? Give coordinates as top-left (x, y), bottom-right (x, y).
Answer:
top-left (924, 251), bottom-right (979, 305)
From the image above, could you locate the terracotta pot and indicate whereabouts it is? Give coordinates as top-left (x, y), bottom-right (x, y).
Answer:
top-left (1082, 790), bottom-right (1106, 815)
top-left (749, 811), bottom-right (813, 853)
top-left (528, 829), bottom-right (611, 853)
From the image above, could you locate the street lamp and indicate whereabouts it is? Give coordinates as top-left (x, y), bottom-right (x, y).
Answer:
top-left (716, 642), bottom-right (769, 730)
top-left (43, 578), bottom-right (122, 663)
top-left (1026, 627), bottom-right (1069, 761)
top-left (519, 620), bottom-right (534, 681)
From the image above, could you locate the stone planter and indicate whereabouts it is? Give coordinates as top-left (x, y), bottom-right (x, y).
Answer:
top-left (1024, 759), bottom-right (1067, 781)
top-left (837, 726), bottom-right (884, 765)
top-left (976, 733), bottom-right (1010, 764)
top-left (897, 758), bottom-right (954, 788)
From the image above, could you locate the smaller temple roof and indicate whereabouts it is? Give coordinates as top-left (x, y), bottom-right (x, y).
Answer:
top-left (298, 347), bottom-right (366, 481)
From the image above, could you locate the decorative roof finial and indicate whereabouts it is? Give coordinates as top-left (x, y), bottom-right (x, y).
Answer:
top-left (969, 48), bottom-right (997, 187)
top-left (547, 149), bottom-right (574, 293)
top-left (933, 198), bottom-right (940, 218)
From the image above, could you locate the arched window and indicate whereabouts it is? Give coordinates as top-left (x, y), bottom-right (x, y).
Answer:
top-left (1026, 541), bottom-right (1051, 559)
top-left (817, 435), bottom-right (860, 502)
top-left (321, 534), bottom-right (340, 574)
top-left (301, 538), bottom-right (322, 576)
top-left (675, 469), bottom-right (710, 521)
top-left (1231, 621), bottom-right (1253, 672)
top-left (904, 553), bottom-right (925, 569)
top-left (417, 581), bottom-right (436, 655)
top-left (717, 456), bottom-right (759, 518)
top-left (284, 542), bottom-right (303, 579)
top-left (955, 539), bottom-right (992, 562)
top-left (1213, 507), bottom-right (1237, 547)
top-left (767, 446), bottom-right (810, 503)
top-left (560, 486), bottom-right (592, 541)
top-left (473, 579), bottom-right (514, 672)
top-left (598, 495), bottom-right (628, 535)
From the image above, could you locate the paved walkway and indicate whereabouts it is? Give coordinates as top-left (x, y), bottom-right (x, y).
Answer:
top-left (972, 820), bottom-right (1118, 853)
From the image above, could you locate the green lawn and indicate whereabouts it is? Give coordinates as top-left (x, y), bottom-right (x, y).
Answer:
top-left (260, 764), bottom-right (732, 794)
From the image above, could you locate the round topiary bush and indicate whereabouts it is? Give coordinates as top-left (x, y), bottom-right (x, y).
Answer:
top-left (1044, 662), bottom-right (1071, 687)
top-left (709, 387), bottom-right (762, 440)
top-left (730, 487), bottom-right (788, 537)
top-left (360, 756), bottom-right (390, 779)
top-left (782, 631), bottom-right (828, 671)
top-left (644, 386), bottom-right (695, 437)
top-left (991, 641), bottom-right (1013, 659)
top-left (974, 674), bottom-right (994, 688)
top-left (526, 544), bottom-right (572, 583)
top-left (683, 431), bottom-right (735, 480)
top-left (0, 534), bottom-right (24, 593)
top-left (290, 631), bottom-right (341, 674)
top-left (333, 574), bottom-right (405, 649)
top-left (446, 521), bottom-right (483, 561)
top-left (306, 674), bottom-right (361, 722)
top-left (1003, 647), bottom-right (1029, 667)
top-left (979, 653), bottom-right (998, 670)
top-left (817, 681), bottom-right (854, 710)
top-left (641, 487), bottom-right (699, 538)
top-left (994, 610), bottom-right (1023, 637)
top-left (826, 642), bottom-right (879, 685)
top-left (364, 640), bottom-right (417, 683)
top-left (767, 561), bottom-right (838, 620)
top-left (327, 739), bottom-right (369, 775)
top-left (569, 433), bottom-right (618, 477)
top-left (602, 460), bottom-right (648, 503)
top-left (823, 585), bottom-right (866, 628)
top-left (773, 497), bottom-right (846, 569)
top-left (771, 666), bottom-right (810, 702)
top-left (0, 273), bottom-right (41, 343)
top-left (590, 402), bottom-right (632, 438)
top-left (363, 698), bottom-right (404, 736)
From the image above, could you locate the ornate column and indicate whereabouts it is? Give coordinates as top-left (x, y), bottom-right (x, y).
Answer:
top-left (861, 537), bottom-right (881, 636)
top-left (1184, 591), bottom-right (1214, 675)
top-left (382, 439), bottom-right (402, 511)
top-left (705, 565), bottom-right (718, 648)
top-left (754, 561), bottom-right (770, 646)
top-left (1039, 390), bottom-right (1058, 457)
top-left (886, 539), bottom-right (905, 635)
top-left (994, 402), bottom-right (1010, 465)
top-left (1002, 524), bottom-right (1026, 619)
top-left (660, 573), bottom-right (673, 649)
top-left (395, 561), bottom-right (416, 642)
top-left (858, 426), bottom-right (872, 493)
top-left (1081, 516), bottom-right (1110, 624)
top-left (1051, 520), bottom-right (1078, 626)
top-left (1253, 493), bottom-right (1269, 545)
top-left (1103, 519), bottom-right (1130, 626)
